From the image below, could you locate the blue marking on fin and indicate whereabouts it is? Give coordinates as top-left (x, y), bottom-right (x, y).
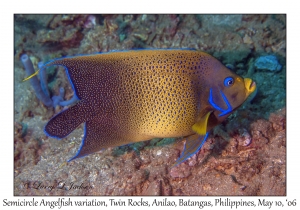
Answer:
top-left (42, 62), bottom-right (80, 100)
top-left (42, 48), bottom-right (197, 102)
top-left (173, 133), bottom-right (209, 167)
top-left (44, 124), bottom-right (62, 140)
top-left (68, 122), bottom-right (87, 162)
top-left (43, 62), bottom-right (81, 139)
top-left (208, 88), bottom-right (232, 117)
top-left (43, 48), bottom-right (198, 65)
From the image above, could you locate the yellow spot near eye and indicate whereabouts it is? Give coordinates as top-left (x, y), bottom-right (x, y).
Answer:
top-left (236, 77), bottom-right (242, 82)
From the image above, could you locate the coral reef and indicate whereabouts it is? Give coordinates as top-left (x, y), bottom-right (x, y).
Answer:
top-left (14, 14), bottom-right (286, 196)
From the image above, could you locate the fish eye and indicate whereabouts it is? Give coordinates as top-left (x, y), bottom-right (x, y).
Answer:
top-left (224, 77), bottom-right (234, 87)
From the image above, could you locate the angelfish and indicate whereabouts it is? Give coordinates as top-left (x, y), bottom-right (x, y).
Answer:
top-left (37, 49), bottom-right (256, 166)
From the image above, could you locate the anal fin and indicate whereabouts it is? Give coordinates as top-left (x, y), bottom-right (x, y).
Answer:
top-left (172, 132), bottom-right (209, 167)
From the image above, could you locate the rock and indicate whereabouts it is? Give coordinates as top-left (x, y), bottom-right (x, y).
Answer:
top-left (254, 55), bottom-right (282, 71)
top-left (199, 15), bottom-right (242, 28)
top-left (170, 164), bottom-right (191, 178)
top-left (243, 34), bottom-right (253, 44)
top-left (142, 180), bottom-right (161, 195)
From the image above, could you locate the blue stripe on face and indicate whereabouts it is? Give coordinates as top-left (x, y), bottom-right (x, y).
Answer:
top-left (208, 88), bottom-right (233, 117)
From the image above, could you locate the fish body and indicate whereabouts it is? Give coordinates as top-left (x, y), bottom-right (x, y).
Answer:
top-left (42, 49), bottom-right (256, 164)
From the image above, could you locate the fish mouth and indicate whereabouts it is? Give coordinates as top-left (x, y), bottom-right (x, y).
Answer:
top-left (244, 78), bottom-right (256, 98)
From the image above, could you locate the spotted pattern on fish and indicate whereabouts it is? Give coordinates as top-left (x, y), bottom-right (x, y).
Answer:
top-left (43, 49), bottom-right (256, 164)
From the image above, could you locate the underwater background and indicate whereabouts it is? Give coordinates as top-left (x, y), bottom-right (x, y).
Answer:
top-left (14, 14), bottom-right (286, 195)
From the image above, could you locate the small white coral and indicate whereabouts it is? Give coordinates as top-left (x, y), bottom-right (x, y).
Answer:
top-left (84, 15), bottom-right (96, 29)
top-left (237, 128), bottom-right (252, 146)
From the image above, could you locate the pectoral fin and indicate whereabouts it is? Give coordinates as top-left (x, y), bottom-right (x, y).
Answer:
top-left (172, 133), bottom-right (209, 167)
top-left (192, 111), bottom-right (212, 135)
